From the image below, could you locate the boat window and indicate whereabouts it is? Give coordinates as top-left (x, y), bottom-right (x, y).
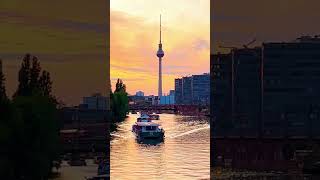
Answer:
top-left (146, 126), bottom-right (156, 131)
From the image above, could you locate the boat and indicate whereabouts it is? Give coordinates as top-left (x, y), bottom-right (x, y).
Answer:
top-left (148, 114), bottom-right (160, 120)
top-left (132, 121), bottom-right (165, 141)
top-left (137, 114), bottom-right (152, 122)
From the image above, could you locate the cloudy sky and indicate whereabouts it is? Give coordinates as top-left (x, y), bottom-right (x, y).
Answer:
top-left (213, 0), bottom-right (320, 53)
top-left (0, 0), bottom-right (109, 105)
top-left (110, 0), bottom-right (210, 95)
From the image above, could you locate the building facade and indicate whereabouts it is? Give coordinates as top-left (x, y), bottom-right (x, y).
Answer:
top-left (211, 36), bottom-right (320, 138)
top-left (192, 73), bottom-right (210, 105)
top-left (182, 76), bottom-right (193, 104)
top-left (174, 78), bottom-right (183, 104)
top-left (211, 53), bottom-right (232, 135)
top-left (175, 74), bottom-right (210, 105)
top-left (135, 91), bottom-right (144, 97)
top-left (159, 90), bottom-right (175, 105)
top-left (263, 36), bottom-right (320, 137)
top-left (83, 93), bottom-right (108, 110)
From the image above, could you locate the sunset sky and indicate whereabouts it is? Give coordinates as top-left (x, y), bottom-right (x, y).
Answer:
top-left (0, 0), bottom-right (109, 105)
top-left (111, 0), bottom-right (210, 96)
top-left (213, 0), bottom-right (320, 53)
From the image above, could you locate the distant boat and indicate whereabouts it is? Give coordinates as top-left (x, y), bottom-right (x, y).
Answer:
top-left (137, 114), bottom-right (152, 122)
top-left (148, 114), bottom-right (160, 120)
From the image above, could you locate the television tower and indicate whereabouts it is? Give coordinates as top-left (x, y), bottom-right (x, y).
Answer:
top-left (156, 14), bottom-right (164, 99)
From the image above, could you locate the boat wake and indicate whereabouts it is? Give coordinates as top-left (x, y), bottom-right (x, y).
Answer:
top-left (111, 133), bottom-right (134, 139)
top-left (169, 125), bottom-right (210, 139)
top-left (111, 132), bottom-right (135, 145)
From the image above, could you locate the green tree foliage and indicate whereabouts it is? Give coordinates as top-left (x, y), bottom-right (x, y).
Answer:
top-left (115, 78), bottom-right (126, 93)
top-left (39, 71), bottom-right (53, 97)
top-left (30, 56), bottom-right (41, 95)
top-left (0, 96), bottom-right (59, 179)
top-left (15, 54), bottom-right (31, 97)
top-left (14, 54), bottom-right (53, 98)
top-left (0, 54), bottom-right (60, 179)
top-left (110, 79), bottom-right (129, 131)
top-left (0, 59), bottom-right (7, 102)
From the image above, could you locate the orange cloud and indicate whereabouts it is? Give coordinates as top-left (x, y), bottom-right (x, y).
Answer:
top-left (111, 2), bottom-right (209, 95)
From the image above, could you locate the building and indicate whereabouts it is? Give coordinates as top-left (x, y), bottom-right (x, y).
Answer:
top-left (129, 95), bottom-right (159, 106)
top-left (262, 36), bottom-right (320, 137)
top-left (211, 53), bottom-right (232, 135)
top-left (147, 95), bottom-right (158, 105)
top-left (211, 36), bottom-right (320, 171)
top-left (230, 48), bottom-right (262, 136)
top-left (60, 93), bottom-right (110, 153)
top-left (159, 90), bottom-right (175, 105)
top-left (83, 93), bottom-right (108, 110)
top-left (182, 76), bottom-right (192, 104)
top-left (191, 73), bottom-right (210, 105)
top-left (169, 90), bottom-right (175, 96)
top-left (174, 78), bottom-right (183, 104)
top-left (135, 91), bottom-right (144, 97)
top-left (212, 35), bottom-right (320, 137)
top-left (175, 74), bottom-right (210, 105)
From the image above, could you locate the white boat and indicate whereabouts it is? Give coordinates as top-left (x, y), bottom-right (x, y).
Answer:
top-left (132, 122), bottom-right (164, 141)
top-left (148, 114), bottom-right (160, 120)
top-left (137, 114), bottom-right (152, 122)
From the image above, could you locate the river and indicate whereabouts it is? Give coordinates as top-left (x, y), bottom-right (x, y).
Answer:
top-left (110, 113), bottom-right (210, 180)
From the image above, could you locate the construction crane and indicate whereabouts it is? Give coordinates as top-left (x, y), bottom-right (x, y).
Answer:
top-left (219, 38), bottom-right (256, 50)
top-left (243, 38), bottom-right (256, 49)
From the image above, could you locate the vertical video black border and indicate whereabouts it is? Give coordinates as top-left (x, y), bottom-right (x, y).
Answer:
top-left (210, 0), bottom-right (214, 178)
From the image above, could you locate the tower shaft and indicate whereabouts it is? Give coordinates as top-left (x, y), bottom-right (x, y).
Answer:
top-left (158, 58), bottom-right (162, 98)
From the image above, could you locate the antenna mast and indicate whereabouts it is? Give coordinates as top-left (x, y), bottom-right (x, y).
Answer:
top-left (160, 14), bottom-right (162, 44)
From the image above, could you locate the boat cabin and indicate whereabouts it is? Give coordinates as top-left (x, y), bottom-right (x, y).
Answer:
top-left (135, 122), bottom-right (162, 132)
top-left (137, 114), bottom-right (151, 122)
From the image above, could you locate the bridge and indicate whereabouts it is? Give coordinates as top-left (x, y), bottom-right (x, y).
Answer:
top-left (129, 104), bottom-right (209, 116)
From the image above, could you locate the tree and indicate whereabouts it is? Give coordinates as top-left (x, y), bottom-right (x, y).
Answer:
top-left (14, 54), bottom-right (53, 98)
top-left (0, 59), bottom-right (7, 102)
top-left (14, 54), bottom-right (31, 97)
top-left (115, 79), bottom-right (126, 93)
top-left (39, 70), bottom-right (52, 97)
top-left (30, 56), bottom-right (41, 95)
top-left (10, 96), bottom-right (60, 179)
top-left (110, 79), bottom-right (128, 129)
top-left (0, 54), bottom-right (60, 179)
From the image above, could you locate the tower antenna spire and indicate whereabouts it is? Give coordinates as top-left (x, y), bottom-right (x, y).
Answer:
top-left (160, 14), bottom-right (162, 44)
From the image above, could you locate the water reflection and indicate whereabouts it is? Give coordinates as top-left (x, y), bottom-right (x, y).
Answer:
top-left (137, 139), bottom-right (164, 145)
top-left (110, 113), bottom-right (210, 180)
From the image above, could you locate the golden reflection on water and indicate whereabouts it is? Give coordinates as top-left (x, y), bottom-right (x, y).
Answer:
top-left (110, 113), bottom-right (210, 180)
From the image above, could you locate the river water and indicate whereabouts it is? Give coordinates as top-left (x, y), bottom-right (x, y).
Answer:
top-left (110, 113), bottom-right (210, 180)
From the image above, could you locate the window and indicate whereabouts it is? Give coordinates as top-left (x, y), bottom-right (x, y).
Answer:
top-left (146, 126), bottom-right (156, 131)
